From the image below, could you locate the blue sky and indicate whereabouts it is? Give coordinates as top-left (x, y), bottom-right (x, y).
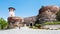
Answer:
top-left (0, 0), bottom-right (60, 20)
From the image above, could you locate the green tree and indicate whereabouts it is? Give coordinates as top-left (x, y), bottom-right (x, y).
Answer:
top-left (0, 18), bottom-right (8, 30)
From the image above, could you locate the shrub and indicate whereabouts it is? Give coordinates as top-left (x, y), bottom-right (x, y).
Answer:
top-left (44, 21), bottom-right (60, 25)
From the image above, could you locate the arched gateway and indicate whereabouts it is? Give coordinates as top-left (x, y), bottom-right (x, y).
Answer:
top-left (7, 7), bottom-right (24, 29)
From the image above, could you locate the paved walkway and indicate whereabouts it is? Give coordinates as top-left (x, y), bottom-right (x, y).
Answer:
top-left (0, 27), bottom-right (60, 34)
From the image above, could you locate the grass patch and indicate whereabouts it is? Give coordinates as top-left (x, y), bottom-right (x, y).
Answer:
top-left (44, 21), bottom-right (60, 25)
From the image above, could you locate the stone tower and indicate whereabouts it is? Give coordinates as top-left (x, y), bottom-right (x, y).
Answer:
top-left (8, 7), bottom-right (15, 17)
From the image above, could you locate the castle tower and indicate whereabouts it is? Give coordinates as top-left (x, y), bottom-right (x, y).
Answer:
top-left (8, 7), bottom-right (15, 17)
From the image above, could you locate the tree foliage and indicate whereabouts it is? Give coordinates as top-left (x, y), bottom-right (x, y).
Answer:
top-left (0, 18), bottom-right (8, 30)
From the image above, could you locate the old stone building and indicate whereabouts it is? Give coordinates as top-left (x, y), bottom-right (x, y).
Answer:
top-left (24, 16), bottom-right (36, 26)
top-left (7, 6), bottom-right (60, 28)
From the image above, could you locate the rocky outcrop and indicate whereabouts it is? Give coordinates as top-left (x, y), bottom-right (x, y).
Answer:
top-left (8, 16), bottom-right (24, 28)
top-left (37, 6), bottom-right (60, 23)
